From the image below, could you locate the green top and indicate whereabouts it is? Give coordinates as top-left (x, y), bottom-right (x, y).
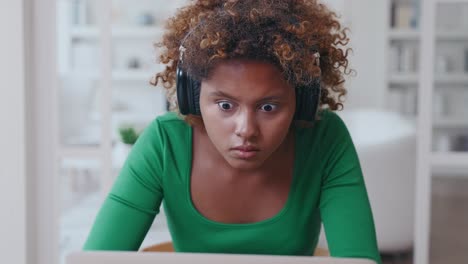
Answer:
top-left (83, 110), bottom-right (381, 264)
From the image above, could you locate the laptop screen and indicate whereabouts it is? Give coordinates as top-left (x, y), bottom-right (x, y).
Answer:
top-left (67, 251), bottom-right (376, 264)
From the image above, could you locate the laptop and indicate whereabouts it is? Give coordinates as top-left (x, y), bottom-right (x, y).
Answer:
top-left (67, 251), bottom-right (376, 264)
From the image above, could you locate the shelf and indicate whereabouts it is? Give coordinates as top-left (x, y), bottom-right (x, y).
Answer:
top-left (431, 152), bottom-right (468, 175)
top-left (435, 73), bottom-right (468, 84)
top-left (61, 158), bottom-right (100, 170)
top-left (70, 26), bottom-right (164, 39)
top-left (436, 31), bottom-right (468, 41)
top-left (389, 29), bottom-right (468, 41)
top-left (112, 70), bottom-right (156, 82)
top-left (59, 145), bottom-right (126, 170)
top-left (87, 111), bottom-right (165, 129)
top-left (434, 117), bottom-right (468, 128)
top-left (70, 27), bottom-right (98, 39)
top-left (389, 73), bottom-right (418, 85)
top-left (388, 29), bottom-right (420, 40)
top-left (59, 146), bottom-right (103, 159)
top-left (112, 112), bottom-right (164, 125)
top-left (60, 69), bottom-right (164, 82)
top-left (389, 73), bottom-right (468, 85)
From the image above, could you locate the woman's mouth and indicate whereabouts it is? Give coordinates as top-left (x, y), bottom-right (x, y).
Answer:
top-left (231, 145), bottom-right (260, 159)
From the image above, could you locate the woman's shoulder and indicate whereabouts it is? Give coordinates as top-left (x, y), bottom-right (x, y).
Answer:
top-left (154, 111), bottom-right (185, 123)
top-left (150, 111), bottom-right (190, 131)
top-left (296, 109), bottom-right (350, 145)
top-left (316, 109), bottom-right (353, 145)
top-left (136, 112), bottom-right (191, 145)
top-left (299, 109), bottom-right (347, 133)
top-left (317, 108), bottom-right (343, 124)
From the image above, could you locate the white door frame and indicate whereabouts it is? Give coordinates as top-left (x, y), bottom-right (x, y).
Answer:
top-left (0, 1), bottom-right (28, 263)
top-left (26, 0), bottom-right (60, 263)
top-left (0, 0), bottom-right (58, 263)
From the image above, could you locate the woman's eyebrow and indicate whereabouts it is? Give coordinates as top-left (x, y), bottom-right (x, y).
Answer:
top-left (208, 90), bottom-right (237, 100)
top-left (257, 95), bottom-right (284, 102)
top-left (209, 91), bottom-right (286, 102)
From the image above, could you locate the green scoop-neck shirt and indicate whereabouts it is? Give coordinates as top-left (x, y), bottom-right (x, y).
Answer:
top-left (83, 110), bottom-right (381, 264)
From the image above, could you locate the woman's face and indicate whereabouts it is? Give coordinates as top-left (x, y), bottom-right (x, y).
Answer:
top-left (199, 59), bottom-right (296, 171)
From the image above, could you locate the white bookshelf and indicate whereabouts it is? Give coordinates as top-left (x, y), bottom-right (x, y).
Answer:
top-left (387, 1), bottom-right (468, 264)
top-left (388, 0), bottom-right (468, 156)
top-left (55, 1), bottom-right (188, 263)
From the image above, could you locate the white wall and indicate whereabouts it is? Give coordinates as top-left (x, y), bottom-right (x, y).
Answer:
top-left (345, 0), bottom-right (388, 110)
top-left (0, 1), bottom-right (27, 264)
top-left (324, 0), bottom-right (388, 110)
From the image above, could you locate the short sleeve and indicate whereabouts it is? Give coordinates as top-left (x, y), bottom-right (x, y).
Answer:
top-left (83, 118), bottom-right (166, 250)
top-left (319, 112), bottom-right (381, 264)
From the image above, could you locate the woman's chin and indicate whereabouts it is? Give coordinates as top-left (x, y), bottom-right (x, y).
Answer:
top-left (224, 155), bottom-right (266, 171)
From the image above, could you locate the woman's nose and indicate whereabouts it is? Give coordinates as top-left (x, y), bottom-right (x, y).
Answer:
top-left (234, 110), bottom-right (259, 139)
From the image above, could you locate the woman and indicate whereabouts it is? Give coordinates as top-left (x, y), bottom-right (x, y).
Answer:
top-left (84, 1), bottom-right (381, 263)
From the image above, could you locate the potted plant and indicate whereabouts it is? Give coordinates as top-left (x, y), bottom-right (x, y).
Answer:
top-left (118, 126), bottom-right (140, 145)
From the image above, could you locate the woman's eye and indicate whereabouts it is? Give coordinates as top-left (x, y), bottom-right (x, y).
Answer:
top-left (259, 104), bottom-right (277, 112)
top-left (217, 101), bottom-right (234, 111)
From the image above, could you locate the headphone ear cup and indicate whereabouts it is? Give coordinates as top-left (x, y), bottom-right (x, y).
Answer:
top-left (188, 76), bottom-right (201, 116)
top-left (176, 66), bottom-right (190, 115)
top-left (294, 86), bottom-right (304, 120)
top-left (176, 64), bottom-right (202, 116)
top-left (294, 78), bottom-right (321, 122)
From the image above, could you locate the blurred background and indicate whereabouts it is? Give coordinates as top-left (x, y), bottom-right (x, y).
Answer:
top-left (1, 0), bottom-right (467, 264)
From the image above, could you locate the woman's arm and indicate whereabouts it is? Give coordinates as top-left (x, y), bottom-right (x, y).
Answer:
top-left (319, 113), bottom-right (382, 264)
top-left (83, 119), bottom-right (165, 250)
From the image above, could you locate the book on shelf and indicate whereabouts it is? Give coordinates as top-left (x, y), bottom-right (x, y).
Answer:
top-left (390, 0), bottom-right (419, 29)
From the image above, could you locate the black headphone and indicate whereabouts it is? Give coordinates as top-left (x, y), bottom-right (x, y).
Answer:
top-left (176, 36), bottom-right (322, 122)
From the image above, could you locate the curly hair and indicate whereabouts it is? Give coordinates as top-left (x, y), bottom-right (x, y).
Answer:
top-left (151, 0), bottom-right (352, 123)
